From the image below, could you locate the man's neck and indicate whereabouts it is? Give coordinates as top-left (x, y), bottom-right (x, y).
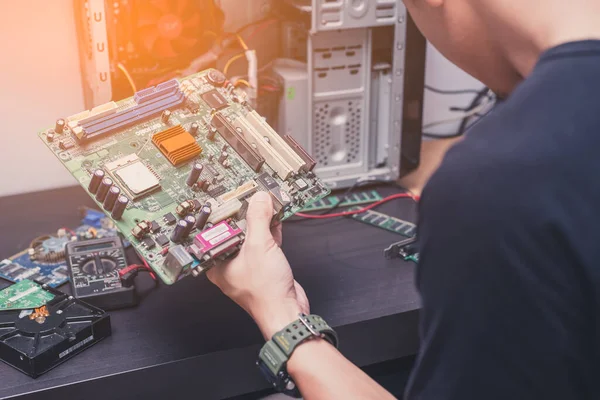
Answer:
top-left (506, 19), bottom-right (600, 83)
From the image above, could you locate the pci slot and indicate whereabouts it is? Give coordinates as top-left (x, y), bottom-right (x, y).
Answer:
top-left (231, 117), bottom-right (295, 180)
top-left (244, 111), bottom-right (306, 173)
top-left (73, 79), bottom-right (185, 142)
top-left (211, 113), bottom-right (265, 172)
top-left (283, 135), bottom-right (317, 172)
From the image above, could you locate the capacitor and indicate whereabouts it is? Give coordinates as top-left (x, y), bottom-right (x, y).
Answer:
top-left (207, 69), bottom-right (226, 86)
top-left (161, 110), bottom-right (171, 123)
top-left (95, 177), bottom-right (113, 202)
top-left (103, 186), bottom-right (120, 211)
top-left (183, 216), bottom-right (196, 237)
top-left (55, 119), bottom-right (65, 133)
top-left (111, 195), bottom-right (129, 220)
top-left (194, 205), bottom-right (212, 230)
top-left (197, 179), bottom-right (208, 191)
top-left (88, 170), bottom-right (105, 194)
top-left (207, 127), bottom-right (216, 141)
top-left (186, 163), bottom-right (203, 187)
top-left (46, 132), bottom-right (55, 142)
top-left (219, 151), bottom-right (228, 164)
top-left (170, 220), bottom-right (188, 243)
top-left (190, 122), bottom-right (199, 135)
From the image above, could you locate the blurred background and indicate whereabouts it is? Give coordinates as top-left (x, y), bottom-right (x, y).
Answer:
top-left (0, 0), bottom-right (482, 197)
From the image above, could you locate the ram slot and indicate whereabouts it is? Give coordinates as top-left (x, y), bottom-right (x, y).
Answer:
top-left (231, 117), bottom-right (295, 180)
top-left (211, 113), bottom-right (265, 172)
top-left (244, 111), bottom-right (306, 173)
top-left (74, 79), bottom-right (185, 141)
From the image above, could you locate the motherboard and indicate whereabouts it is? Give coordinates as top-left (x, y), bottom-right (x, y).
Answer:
top-left (39, 69), bottom-right (329, 285)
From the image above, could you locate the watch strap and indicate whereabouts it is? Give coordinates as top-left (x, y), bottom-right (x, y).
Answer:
top-left (257, 314), bottom-right (338, 397)
top-left (271, 314), bottom-right (338, 358)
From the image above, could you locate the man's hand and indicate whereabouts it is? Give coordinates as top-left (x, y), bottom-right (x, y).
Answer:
top-left (207, 191), bottom-right (309, 339)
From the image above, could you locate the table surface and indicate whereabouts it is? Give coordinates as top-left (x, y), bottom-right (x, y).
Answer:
top-left (0, 185), bottom-right (421, 400)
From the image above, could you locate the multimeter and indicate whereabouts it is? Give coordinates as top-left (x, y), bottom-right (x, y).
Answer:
top-left (65, 236), bottom-right (137, 310)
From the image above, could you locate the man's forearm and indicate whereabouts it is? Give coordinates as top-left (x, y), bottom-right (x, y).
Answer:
top-left (287, 338), bottom-right (396, 400)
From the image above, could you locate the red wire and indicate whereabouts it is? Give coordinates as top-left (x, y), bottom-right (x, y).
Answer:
top-left (61, 227), bottom-right (76, 235)
top-left (295, 193), bottom-right (418, 220)
top-left (140, 258), bottom-right (157, 281)
top-left (246, 19), bottom-right (278, 42)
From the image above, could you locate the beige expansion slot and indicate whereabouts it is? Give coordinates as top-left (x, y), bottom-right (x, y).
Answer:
top-left (231, 117), bottom-right (296, 180)
top-left (244, 111), bottom-right (306, 172)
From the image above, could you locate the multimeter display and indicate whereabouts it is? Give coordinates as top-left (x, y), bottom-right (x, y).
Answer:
top-left (65, 236), bottom-right (137, 309)
top-left (73, 241), bottom-right (115, 253)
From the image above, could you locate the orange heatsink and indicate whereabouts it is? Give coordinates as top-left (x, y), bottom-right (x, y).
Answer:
top-left (152, 125), bottom-right (202, 166)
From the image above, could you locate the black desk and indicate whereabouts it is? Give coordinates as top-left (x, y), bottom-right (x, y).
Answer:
top-left (0, 185), bottom-right (420, 400)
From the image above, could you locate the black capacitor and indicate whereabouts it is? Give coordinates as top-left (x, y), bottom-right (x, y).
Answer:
top-left (194, 205), bottom-right (212, 230)
top-left (218, 151), bottom-right (228, 164)
top-left (170, 220), bottom-right (188, 243)
top-left (88, 169), bottom-right (105, 194)
top-left (161, 110), bottom-right (171, 123)
top-left (190, 122), bottom-right (199, 135)
top-left (186, 163), bottom-right (203, 187)
top-left (55, 119), bottom-right (65, 133)
top-left (111, 195), bottom-right (129, 220)
top-left (103, 186), bottom-right (120, 211)
top-left (183, 216), bottom-right (196, 237)
top-left (95, 177), bottom-right (113, 202)
top-left (197, 179), bottom-right (208, 191)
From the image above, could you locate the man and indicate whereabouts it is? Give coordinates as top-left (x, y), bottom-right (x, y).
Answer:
top-left (208, 0), bottom-right (600, 398)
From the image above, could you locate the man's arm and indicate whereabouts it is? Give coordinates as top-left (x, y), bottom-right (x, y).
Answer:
top-left (287, 338), bottom-right (395, 400)
top-left (207, 192), bottom-right (395, 400)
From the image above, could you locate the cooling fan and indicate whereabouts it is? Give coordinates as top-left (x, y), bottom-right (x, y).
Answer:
top-left (136, 0), bottom-right (223, 60)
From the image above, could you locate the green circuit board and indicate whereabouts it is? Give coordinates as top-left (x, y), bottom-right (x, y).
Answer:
top-left (299, 190), bottom-right (383, 212)
top-left (39, 69), bottom-right (329, 285)
top-left (0, 280), bottom-right (55, 311)
top-left (349, 207), bottom-right (417, 238)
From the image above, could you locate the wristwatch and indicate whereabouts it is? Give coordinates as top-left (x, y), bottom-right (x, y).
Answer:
top-left (256, 314), bottom-right (338, 398)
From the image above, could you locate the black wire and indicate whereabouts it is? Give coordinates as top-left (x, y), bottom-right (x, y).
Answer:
top-left (425, 85), bottom-right (485, 96)
top-left (457, 87), bottom-right (493, 136)
top-left (422, 131), bottom-right (465, 139)
top-left (424, 87), bottom-right (495, 140)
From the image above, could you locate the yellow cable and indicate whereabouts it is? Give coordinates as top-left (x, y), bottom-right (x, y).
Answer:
top-left (234, 79), bottom-right (252, 88)
top-left (236, 34), bottom-right (249, 51)
top-left (223, 52), bottom-right (246, 76)
top-left (117, 62), bottom-right (137, 94)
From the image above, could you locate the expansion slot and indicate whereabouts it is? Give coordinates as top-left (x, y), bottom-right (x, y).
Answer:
top-left (211, 112), bottom-right (265, 172)
top-left (231, 116), bottom-right (296, 180)
top-left (348, 207), bottom-right (416, 237)
top-left (283, 135), bottom-right (317, 172)
top-left (68, 79), bottom-right (185, 141)
top-left (245, 111), bottom-right (306, 173)
top-left (300, 190), bottom-right (383, 212)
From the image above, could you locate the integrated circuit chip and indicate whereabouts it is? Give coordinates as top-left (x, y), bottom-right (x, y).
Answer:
top-left (106, 154), bottom-right (161, 200)
top-left (163, 213), bottom-right (177, 225)
top-left (155, 235), bottom-right (170, 247)
top-left (200, 89), bottom-right (228, 111)
top-left (115, 161), bottom-right (161, 197)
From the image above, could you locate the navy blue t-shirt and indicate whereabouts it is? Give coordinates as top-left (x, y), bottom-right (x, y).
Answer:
top-left (406, 41), bottom-right (600, 399)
